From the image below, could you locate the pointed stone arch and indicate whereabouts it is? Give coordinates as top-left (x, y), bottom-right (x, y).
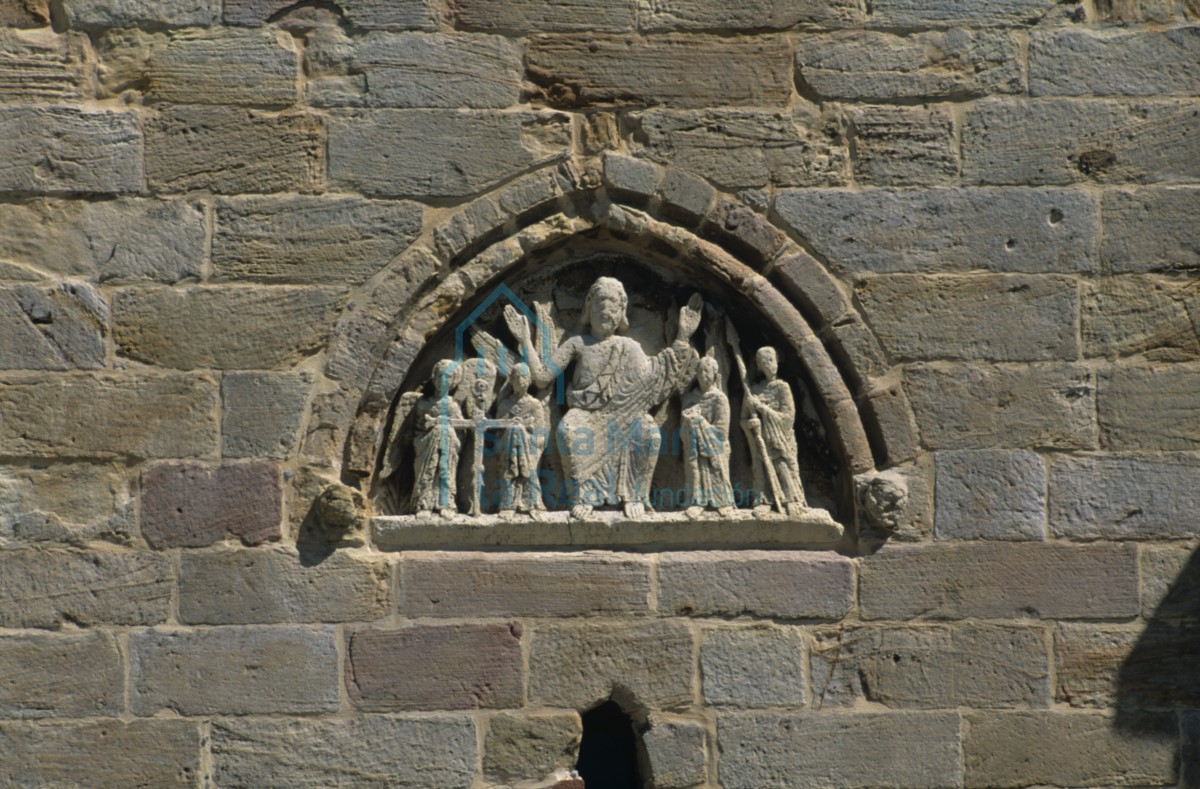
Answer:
top-left (298, 154), bottom-right (919, 543)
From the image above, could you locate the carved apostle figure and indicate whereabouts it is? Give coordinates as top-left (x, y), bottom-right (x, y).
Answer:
top-left (497, 362), bottom-right (549, 514)
top-left (509, 277), bottom-right (702, 518)
top-left (682, 355), bottom-right (735, 516)
top-left (744, 346), bottom-right (808, 516)
top-left (411, 359), bottom-right (463, 517)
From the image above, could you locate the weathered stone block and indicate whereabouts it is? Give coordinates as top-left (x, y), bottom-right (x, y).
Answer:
top-left (631, 108), bottom-right (848, 190)
top-left (0, 373), bottom-right (218, 459)
top-left (857, 274), bottom-right (1078, 362)
top-left (1102, 187), bottom-right (1200, 273)
top-left (1031, 28), bottom-right (1200, 97)
top-left (310, 32), bottom-right (520, 108)
top-left (525, 34), bottom-right (792, 108)
top-left (127, 29), bottom-right (298, 106)
top-left (643, 719), bottom-right (706, 789)
top-left (225, 0), bottom-right (439, 29)
top-left (329, 110), bottom-right (569, 198)
top-left (639, 0), bottom-right (862, 30)
top-left (849, 105), bottom-right (956, 186)
top-left (130, 626), bottom-right (339, 715)
top-left (701, 626), bottom-right (805, 707)
top-left (935, 449), bottom-right (1047, 540)
top-left (528, 621), bottom-right (694, 709)
top-left (0, 631), bottom-right (122, 717)
top-left (179, 547), bottom-right (388, 624)
top-left (1099, 363), bottom-right (1200, 450)
top-left (869, 0), bottom-right (1059, 26)
top-left (141, 461), bottom-right (281, 549)
top-left (905, 363), bottom-right (1096, 450)
top-left (347, 624), bottom-right (523, 711)
top-left (212, 715), bottom-right (476, 788)
top-left (221, 371), bottom-right (312, 459)
top-left (0, 720), bottom-right (201, 787)
top-left (1083, 276), bottom-right (1199, 360)
top-left (1052, 622), bottom-right (1200, 710)
top-left (484, 713), bottom-right (582, 784)
top-left (453, 0), bottom-right (632, 30)
top-left (0, 463), bottom-right (132, 544)
top-left (1141, 541), bottom-right (1200, 618)
top-left (775, 187), bottom-right (1098, 275)
top-left (658, 551), bottom-right (854, 619)
top-left (965, 710), bottom-right (1176, 787)
top-left (812, 624), bottom-right (1049, 708)
top-left (0, 106), bottom-right (141, 194)
top-left (0, 0), bottom-right (49, 26)
top-left (1049, 454), bottom-right (1200, 539)
top-left (0, 199), bottom-right (204, 283)
top-left (62, 0), bottom-right (219, 28)
top-left (401, 552), bottom-right (651, 617)
top-left (113, 286), bottom-right (337, 370)
top-left (718, 711), bottom-right (962, 788)
top-left (212, 196), bottom-right (421, 284)
top-left (0, 283), bottom-right (107, 371)
top-left (799, 30), bottom-right (1021, 100)
top-left (146, 106), bottom-right (321, 194)
top-left (860, 543), bottom-right (1139, 620)
top-left (0, 30), bottom-right (88, 103)
top-left (963, 98), bottom-right (1200, 185)
top-left (0, 547), bottom-right (171, 629)
top-left (1185, 709), bottom-right (1200, 789)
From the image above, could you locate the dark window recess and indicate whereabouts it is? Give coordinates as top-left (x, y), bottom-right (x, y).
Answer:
top-left (576, 700), bottom-right (644, 788)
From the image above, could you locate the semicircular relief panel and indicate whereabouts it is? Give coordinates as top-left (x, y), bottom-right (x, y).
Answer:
top-left (369, 246), bottom-right (853, 551)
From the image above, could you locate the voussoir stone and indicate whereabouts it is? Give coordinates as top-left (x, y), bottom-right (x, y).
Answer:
top-left (0, 106), bottom-right (141, 194)
top-left (0, 199), bottom-right (204, 283)
top-left (1031, 27), bottom-right (1200, 97)
top-left (859, 542), bottom-right (1139, 620)
top-left (631, 108), bottom-right (849, 190)
top-left (141, 461), bottom-right (281, 549)
top-left (528, 621), bottom-right (694, 710)
top-left (130, 625), bottom-right (339, 715)
top-left (965, 710), bottom-right (1176, 787)
top-left (62, 0), bottom-right (219, 28)
top-left (0, 373), bottom-right (219, 459)
top-left (113, 286), bottom-right (338, 370)
top-left (963, 98), bottom-right (1200, 185)
top-left (1099, 362), bottom-right (1200, 450)
top-left (0, 547), bottom-right (172, 629)
top-left (1102, 187), bottom-right (1200, 273)
top-left (0, 631), bottom-right (123, 717)
top-left (718, 711), bottom-right (962, 789)
top-left (329, 110), bottom-right (570, 198)
top-left (0, 719), bottom-right (201, 788)
top-left (658, 551), bottom-right (854, 619)
top-left (904, 363), bottom-right (1097, 450)
top-left (401, 552), bottom-right (652, 617)
top-left (484, 713), bottom-right (582, 784)
top-left (212, 195), bottom-right (422, 284)
top-left (798, 29), bottom-right (1021, 100)
top-left (0, 283), bottom-right (107, 371)
top-left (935, 449), bottom-right (1047, 540)
top-left (0, 30), bottom-right (89, 103)
top-left (811, 623), bottom-right (1050, 708)
top-left (775, 187), bottom-right (1098, 275)
top-left (1049, 454), bottom-right (1200, 539)
top-left (856, 273), bottom-right (1077, 362)
top-left (701, 626), bottom-right (806, 707)
top-left (146, 105), bottom-right (322, 194)
top-left (347, 624), bottom-right (524, 711)
top-left (180, 547), bottom-right (389, 624)
top-left (525, 34), bottom-right (793, 108)
top-left (212, 715), bottom-right (476, 789)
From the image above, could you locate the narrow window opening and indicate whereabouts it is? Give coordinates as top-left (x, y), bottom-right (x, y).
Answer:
top-left (576, 700), bottom-right (644, 788)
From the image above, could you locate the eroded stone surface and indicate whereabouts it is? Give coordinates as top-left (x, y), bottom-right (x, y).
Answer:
top-left (935, 449), bottom-right (1047, 540)
top-left (701, 626), bottom-right (806, 707)
top-left (0, 106), bottom-right (142, 194)
top-left (141, 461), bottom-right (281, 548)
top-left (0, 283), bottom-right (107, 370)
top-left (0, 631), bottom-right (123, 717)
top-left (484, 713), bottom-right (582, 785)
top-left (1049, 454), bottom-right (1200, 539)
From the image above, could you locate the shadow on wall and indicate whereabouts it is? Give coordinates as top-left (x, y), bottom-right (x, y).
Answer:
top-left (1115, 543), bottom-right (1200, 784)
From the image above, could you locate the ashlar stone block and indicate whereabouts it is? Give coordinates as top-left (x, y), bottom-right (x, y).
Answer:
top-left (935, 449), bottom-right (1047, 540)
top-left (484, 713), bottom-right (582, 785)
top-left (221, 371), bottom-right (312, 459)
top-left (0, 30), bottom-right (89, 103)
top-left (701, 626), bottom-right (806, 707)
top-left (0, 106), bottom-right (141, 194)
top-left (1031, 27), bottom-right (1200, 97)
top-left (0, 631), bottom-right (123, 718)
top-left (141, 461), bottom-right (281, 549)
top-left (0, 283), bottom-right (107, 371)
top-left (1049, 454), bottom-right (1200, 539)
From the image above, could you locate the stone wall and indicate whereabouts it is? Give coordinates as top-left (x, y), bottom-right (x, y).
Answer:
top-left (1, 0), bottom-right (1199, 786)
